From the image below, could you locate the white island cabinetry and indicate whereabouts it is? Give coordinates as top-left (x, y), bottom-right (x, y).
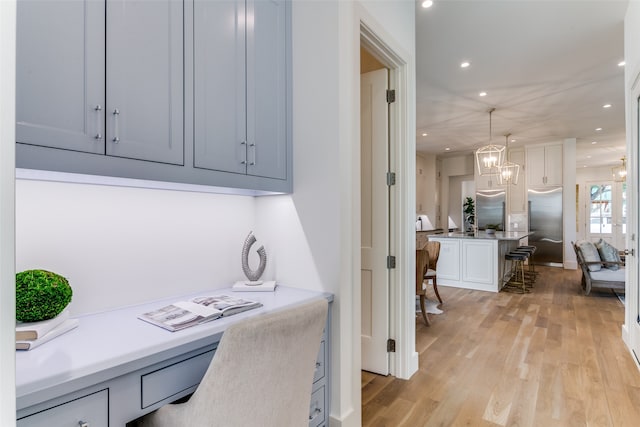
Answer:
top-left (430, 231), bottom-right (531, 292)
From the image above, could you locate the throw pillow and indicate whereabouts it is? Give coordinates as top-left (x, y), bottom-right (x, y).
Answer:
top-left (577, 240), bottom-right (602, 272)
top-left (595, 239), bottom-right (621, 271)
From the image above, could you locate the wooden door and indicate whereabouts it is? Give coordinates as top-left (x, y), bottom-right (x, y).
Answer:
top-left (360, 68), bottom-right (389, 375)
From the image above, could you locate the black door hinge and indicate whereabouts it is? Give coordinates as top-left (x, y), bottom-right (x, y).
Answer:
top-left (386, 89), bottom-right (396, 103)
top-left (386, 172), bottom-right (396, 186)
top-left (387, 339), bottom-right (396, 352)
top-left (387, 256), bottom-right (396, 269)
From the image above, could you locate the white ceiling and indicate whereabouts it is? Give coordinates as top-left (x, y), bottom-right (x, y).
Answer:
top-left (415, 0), bottom-right (629, 169)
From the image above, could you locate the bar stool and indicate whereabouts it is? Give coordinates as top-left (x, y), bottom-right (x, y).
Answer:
top-left (514, 245), bottom-right (537, 282)
top-left (502, 251), bottom-right (529, 293)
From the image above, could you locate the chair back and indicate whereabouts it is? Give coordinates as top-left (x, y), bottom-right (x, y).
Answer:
top-left (139, 299), bottom-right (328, 427)
top-left (416, 249), bottom-right (429, 294)
top-left (424, 240), bottom-right (441, 270)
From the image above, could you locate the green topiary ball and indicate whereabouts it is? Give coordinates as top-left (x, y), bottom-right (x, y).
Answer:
top-left (16, 269), bottom-right (73, 322)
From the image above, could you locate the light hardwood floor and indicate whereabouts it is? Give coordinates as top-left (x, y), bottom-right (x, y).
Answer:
top-left (362, 266), bottom-right (640, 426)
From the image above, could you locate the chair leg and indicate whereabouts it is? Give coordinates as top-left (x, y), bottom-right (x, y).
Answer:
top-left (419, 294), bottom-right (431, 326)
top-left (432, 277), bottom-right (443, 304)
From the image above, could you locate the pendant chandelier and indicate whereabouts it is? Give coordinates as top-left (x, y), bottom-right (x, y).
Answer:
top-left (612, 157), bottom-right (627, 182)
top-left (498, 133), bottom-right (520, 186)
top-left (475, 108), bottom-right (505, 176)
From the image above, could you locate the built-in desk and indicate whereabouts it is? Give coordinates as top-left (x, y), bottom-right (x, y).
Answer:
top-left (429, 231), bottom-right (533, 292)
top-left (16, 286), bottom-right (332, 426)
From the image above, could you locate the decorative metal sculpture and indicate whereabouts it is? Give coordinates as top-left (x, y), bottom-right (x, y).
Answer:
top-left (241, 232), bottom-right (267, 284)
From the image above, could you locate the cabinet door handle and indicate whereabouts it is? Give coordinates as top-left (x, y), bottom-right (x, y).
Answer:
top-left (309, 407), bottom-right (322, 421)
top-left (78, 421), bottom-right (89, 427)
top-left (112, 108), bottom-right (120, 143)
top-left (240, 140), bottom-right (247, 165)
top-left (249, 142), bottom-right (256, 166)
top-left (94, 105), bottom-right (103, 140)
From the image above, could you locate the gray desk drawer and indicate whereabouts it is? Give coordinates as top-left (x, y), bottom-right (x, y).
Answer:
top-left (313, 340), bottom-right (326, 384)
top-left (141, 350), bottom-right (214, 408)
top-left (308, 385), bottom-right (325, 427)
top-left (17, 389), bottom-right (108, 427)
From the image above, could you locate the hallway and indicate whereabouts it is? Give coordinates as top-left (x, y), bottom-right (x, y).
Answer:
top-left (362, 266), bottom-right (640, 426)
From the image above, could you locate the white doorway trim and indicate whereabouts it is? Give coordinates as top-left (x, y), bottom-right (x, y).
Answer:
top-left (360, 20), bottom-right (417, 380)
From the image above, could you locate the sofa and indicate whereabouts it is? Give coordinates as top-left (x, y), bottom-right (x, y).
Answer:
top-left (572, 240), bottom-right (625, 296)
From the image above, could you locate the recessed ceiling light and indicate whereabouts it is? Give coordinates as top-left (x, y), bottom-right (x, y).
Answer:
top-left (583, 165), bottom-right (588, 168)
top-left (592, 141), bottom-right (598, 144)
top-left (421, 0), bottom-right (434, 8)
top-left (422, 133), bottom-right (428, 137)
top-left (445, 147), bottom-right (450, 151)
top-left (479, 91), bottom-right (487, 97)
top-left (618, 61), bottom-right (626, 67)
top-left (510, 139), bottom-right (516, 143)
top-left (460, 61), bottom-right (470, 68)
top-left (603, 104), bottom-right (612, 108)
top-left (595, 127), bottom-right (602, 131)
top-left (587, 155), bottom-right (592, 159)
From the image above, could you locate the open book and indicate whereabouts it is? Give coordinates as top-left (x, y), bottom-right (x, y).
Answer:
top-left (138, 295), bottom-right (262, 332)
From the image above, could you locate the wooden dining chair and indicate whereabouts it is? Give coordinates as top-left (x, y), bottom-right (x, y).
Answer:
top-left (416, 249), bottom-right (431, 325)
top-left (423, 240), bottom-right (443, 304)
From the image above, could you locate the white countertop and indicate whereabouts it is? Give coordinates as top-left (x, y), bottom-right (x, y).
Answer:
top-left (16, 285), bottom-right (332, 409)
top-left (431, 230), bottom-right (533, 241)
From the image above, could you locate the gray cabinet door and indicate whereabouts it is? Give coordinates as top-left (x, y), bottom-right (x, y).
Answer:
top-left (16, 0), bottom-right (105, 154)
top-left (106, 0), bottom-right (184, 165)
top-left (193, 0), bottom-right (247, 174)
top-left (246, 0), bottom-right (288, 180)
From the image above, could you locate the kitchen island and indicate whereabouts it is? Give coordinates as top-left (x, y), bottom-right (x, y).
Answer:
top-left (428, 231), bottom-right (533, 292)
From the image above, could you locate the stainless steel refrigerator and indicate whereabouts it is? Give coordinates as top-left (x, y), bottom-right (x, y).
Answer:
top-left (528, 187), bottom-right (563, 266)
top-left (476, 189), bottom-right (506, 231)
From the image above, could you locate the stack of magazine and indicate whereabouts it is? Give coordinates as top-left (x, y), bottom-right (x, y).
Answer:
top-left (16, 310), bottom-right (80, 351)
top-left (138, 295), bottom-right (262, 332)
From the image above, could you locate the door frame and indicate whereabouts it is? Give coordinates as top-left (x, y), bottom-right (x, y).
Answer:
top-left (360, 22), bottom-right (417, 379)
top-left (625, 66), bottom-right (640, 366)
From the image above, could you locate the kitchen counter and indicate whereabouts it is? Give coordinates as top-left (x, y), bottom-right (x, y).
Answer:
top-left (429, 232), bottom-right (532, 292)
top-left (435, 230), bottom-right (532, 241)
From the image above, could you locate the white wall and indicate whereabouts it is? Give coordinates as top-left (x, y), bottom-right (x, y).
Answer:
top-left (0, 1), bottom-right (16, 424)
top-left (416, 152), bottom-right (437, 225)
top-left (439, 154), bottom-right (474, 231)
top-left (258, 1), bottom-right (416, 425)
top-left (16, 180), bottom-right (256, 315)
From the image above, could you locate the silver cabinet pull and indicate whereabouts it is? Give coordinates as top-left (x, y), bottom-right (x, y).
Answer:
top-left (78, 421), bottom-right (89, 427)
top-left (112, 108), bottom-right (120, 143)
top-left (94, 105), bottom-right (103, 140)
top-left (309, 408), bottom-right (321, 421)
top-left (240, 140), bottom-right (247, 165)
top-left (249, 142), bottom-right (256, 166)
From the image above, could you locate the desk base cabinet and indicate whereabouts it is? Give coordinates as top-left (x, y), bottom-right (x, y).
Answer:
top-left (17, 293), bottom-right (331, 427)
top-left (17, 389), bottom-right (109, 427)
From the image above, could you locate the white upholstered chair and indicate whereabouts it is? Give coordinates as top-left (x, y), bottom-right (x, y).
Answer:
top-left (137, 298), bottom-right (328, 427)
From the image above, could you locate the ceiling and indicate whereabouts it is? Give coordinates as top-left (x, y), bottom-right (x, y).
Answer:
top-left (415, 0), bottom-right (629, 170)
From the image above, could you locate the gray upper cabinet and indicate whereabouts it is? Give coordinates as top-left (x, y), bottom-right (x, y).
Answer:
top-left (194, 0), bottom-right (289, 181)
top-left (16, 0), bottom-right (291, 194)
top-left (17, 0), bottom-right (183, 166)
top-left (107, 0), bottom-right (184, 165)
top-left (16, 0), bottom-right (105, 154)
top-left (193, 0), bottom-right (247, 175)
top-left (247, 0), bottom-right (288, 180)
